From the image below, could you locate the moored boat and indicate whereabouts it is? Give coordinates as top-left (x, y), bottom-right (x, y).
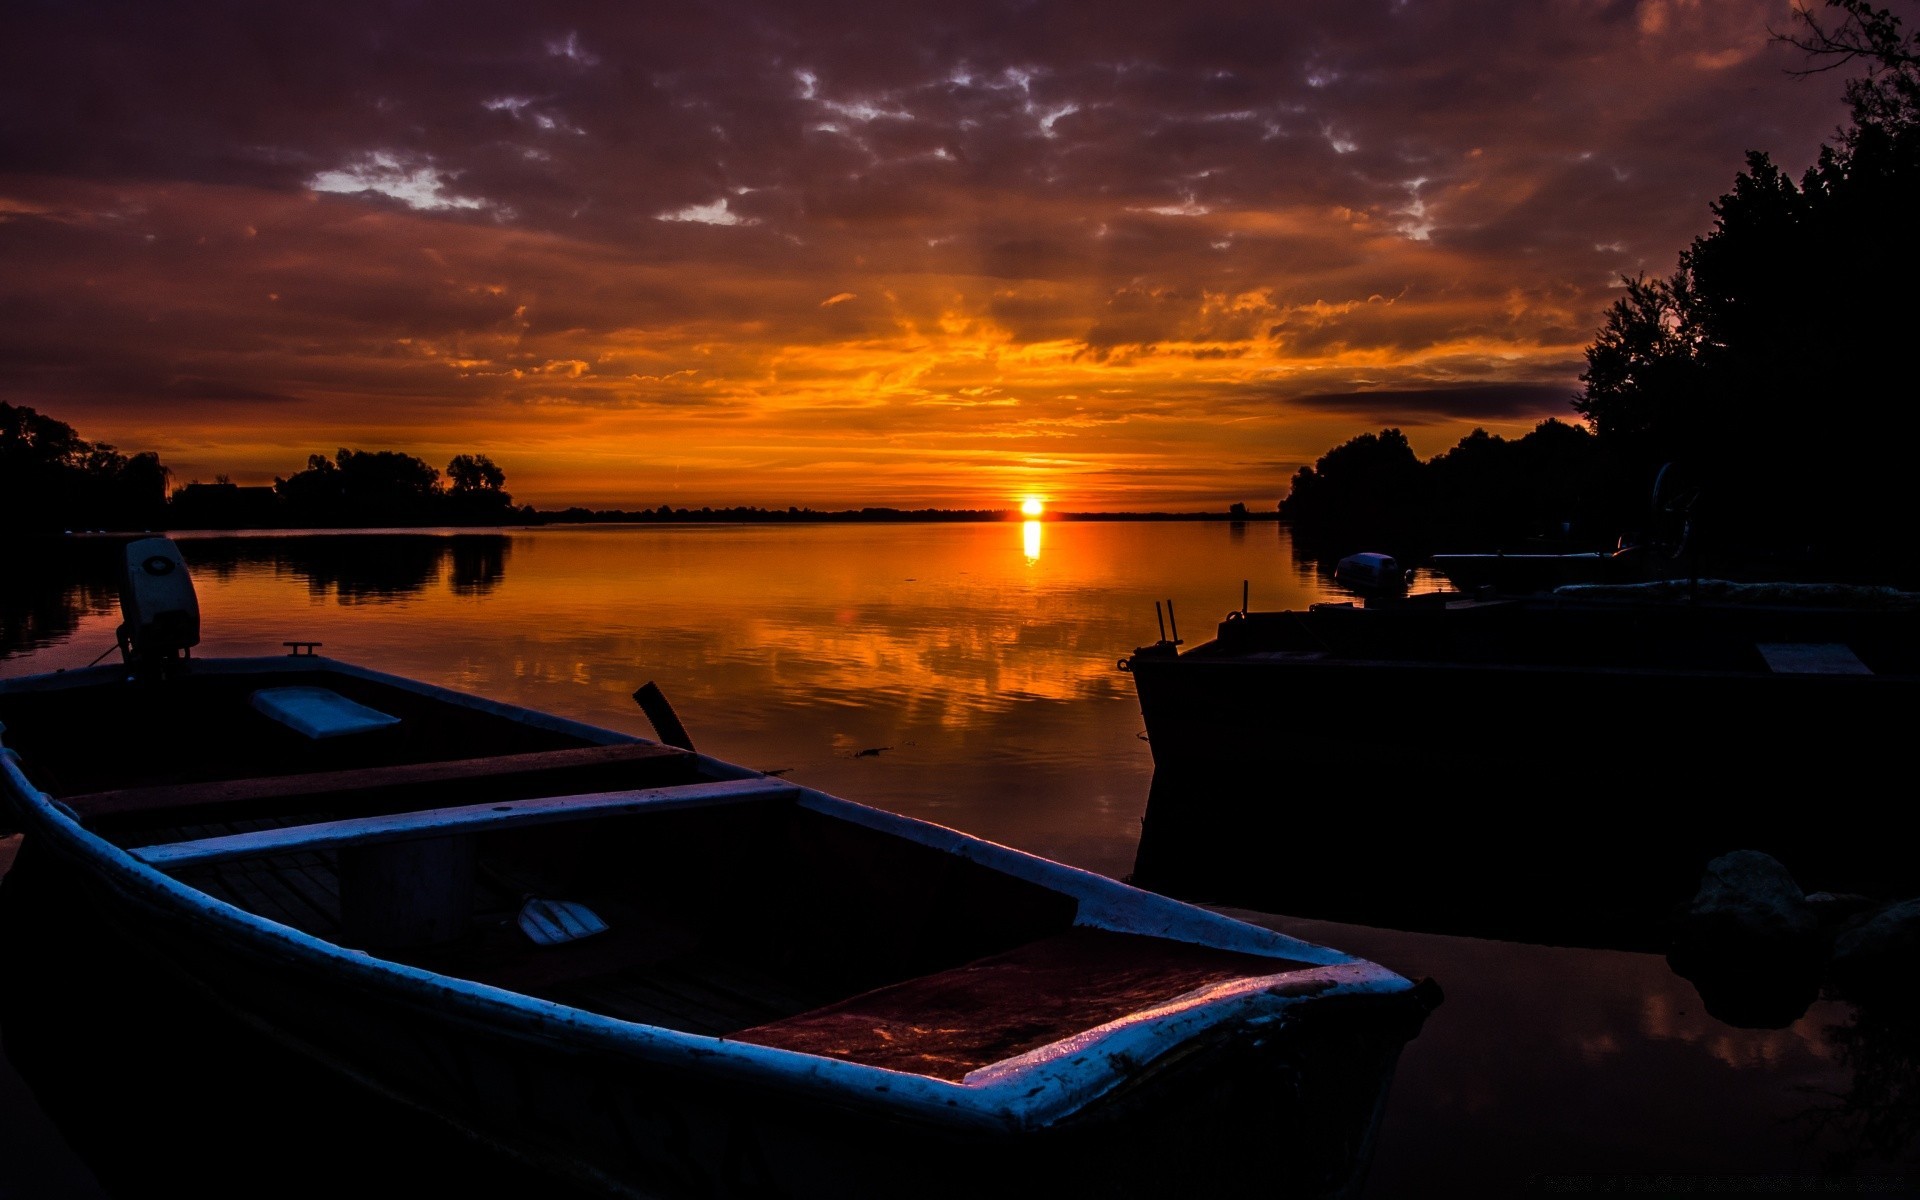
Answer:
top-left (1120, 579), bottom-right (1920, 935)
top-left (1427, 542), bottom-right (1647, 594)
top-left (0, 538), bottom-right (1437, 1199)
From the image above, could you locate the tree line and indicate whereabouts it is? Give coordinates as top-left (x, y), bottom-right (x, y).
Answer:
top-left (1, 401), bottom-right (1256, 534)
top-left (268, 448), bottom-right (518, 527)
top-left (1282, 0), bottom-right (1920, 583)
top-left (0, 402), bottom-right (518, 533)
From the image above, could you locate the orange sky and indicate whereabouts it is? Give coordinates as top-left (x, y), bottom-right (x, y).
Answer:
top-left (0, 1), bottom-right (1857, 511)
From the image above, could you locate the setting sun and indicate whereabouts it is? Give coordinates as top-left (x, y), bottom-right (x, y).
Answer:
top-left (1021, 497), bottom-right (1045, 517)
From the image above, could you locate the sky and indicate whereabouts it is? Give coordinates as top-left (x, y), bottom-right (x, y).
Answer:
top-left (0, 0), bottom-right (1863, 512)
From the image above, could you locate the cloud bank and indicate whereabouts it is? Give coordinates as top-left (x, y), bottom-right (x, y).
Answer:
top-left (0, 0), bottom-right (1856, 508)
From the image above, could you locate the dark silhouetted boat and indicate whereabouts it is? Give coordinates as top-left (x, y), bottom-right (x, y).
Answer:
top-left (1427, 542), bottom-right (1648, 594)
top-left (1121, 578), bottom-right (1920, 930)
top-left (0, 538), bottom-right (1436, 1200)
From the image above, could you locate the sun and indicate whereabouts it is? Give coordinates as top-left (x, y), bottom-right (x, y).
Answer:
top-left (1020, 497), bottom-right (1045, 517)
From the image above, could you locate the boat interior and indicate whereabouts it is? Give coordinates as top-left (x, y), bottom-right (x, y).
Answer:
top-left (0, 664), bottom-right (1310, 1082)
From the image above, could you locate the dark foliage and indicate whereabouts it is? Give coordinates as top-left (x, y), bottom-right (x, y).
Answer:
top-left (1289, 2), bottom-right (1920, 584)
top-left (1280, 421), bottom-right (1629, 562)
top-left (274, 449), bottom-right (443, 527)
top-left (1277, 429), bottom-right (1428, 561)
top-left (1572, 0), bottom-right (1920, 576)
top-left (1423, 419), bottom-right (1638, 552)
top-left (1, 402), bottom-right (170, 534)
top-left (443, 454), bottom-right (516, 524)
top-left (1, 402), bottom-right (526, 532)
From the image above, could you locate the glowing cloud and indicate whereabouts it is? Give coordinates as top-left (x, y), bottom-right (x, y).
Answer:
top-left (309, 153), bottom-right (487, 212)
top-left (657, 200), bottom-right (755, 226)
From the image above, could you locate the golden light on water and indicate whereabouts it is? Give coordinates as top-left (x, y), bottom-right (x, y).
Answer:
top-left (1023, 519), bottom-right (1042, 562)
top-left (1021, 498), bottom-right (1045, 517)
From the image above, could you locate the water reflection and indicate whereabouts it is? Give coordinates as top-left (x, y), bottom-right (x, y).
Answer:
top-left (177, 532), bottom-right (512, 602)
top-left (1023, 519), bottom-right (1041, 562)
top-left (1131, 763), bottom-right (1698, 953)
top-left (1810, 988), bottom-right (1920, 1175)
top-left (1247, 912), bottom-right (1919, 1195)
top-left (1, 523), bottom-right (1322, 882)
top-left (0, 538), bottom-right (122, 659)
top-left (449, 534), bottom-right (510, 595)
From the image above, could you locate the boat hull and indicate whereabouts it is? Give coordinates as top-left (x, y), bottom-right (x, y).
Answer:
top-left (0, 652), bottom-right (1433, 1200)
top-left (1, 825), bottom-right (1421, 1199)
top-left (1123, 594), bottom-right (1920, 936)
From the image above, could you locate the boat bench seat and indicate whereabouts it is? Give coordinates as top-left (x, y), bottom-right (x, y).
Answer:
top-left (730, 927), bottom-right (1313, 1081)
top-left (249, 686), bottom-right (404, 738)
top-left (64, 741), bottom-right (696, 824)
top-left (1756, 642), bottom-right (1873, 675)
top-left (128, 776), bottom-right (801, 869)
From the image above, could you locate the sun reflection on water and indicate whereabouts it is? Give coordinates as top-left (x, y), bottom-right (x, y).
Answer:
top-left (1, 521), bottom-right (1345, 880)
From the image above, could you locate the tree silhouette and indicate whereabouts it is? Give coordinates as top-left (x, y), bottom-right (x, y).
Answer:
top-left (1277, 420), bottom-right (1632, 562)
top-left (1424, 420), bottom-right (1623, 551)
top-left (446, 454), bottom-right (506, 495)
top-left (268, 447), bottom-right (522, 527)
top-left (1568, 1), bottom-right (1920, 574)
top-left (274, 449), bottom-right (441, 527)
top-left (1281, 5), bottom-right (1920, 582)
top-left (1, 402), bottom-right (170, 534)
top-left (444, 453), bottom-right (514, 523)
top-left (1278, 429), bottom-right (1428, 560)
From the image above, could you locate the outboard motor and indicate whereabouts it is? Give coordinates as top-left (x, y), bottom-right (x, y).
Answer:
top-left (117, 536), bottom-right (200, 671)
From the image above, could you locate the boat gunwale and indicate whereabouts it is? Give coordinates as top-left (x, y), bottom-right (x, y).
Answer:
top-left (1139, 641), bottom-right (1915, 681)
top-left (0, 654), bottom-right (1416, 1132)
top-left (128, 776), bottom-right (803, 867)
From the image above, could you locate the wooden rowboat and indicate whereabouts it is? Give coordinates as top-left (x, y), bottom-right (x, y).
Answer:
top-left (0, 538), bottom-right (1436, 1199)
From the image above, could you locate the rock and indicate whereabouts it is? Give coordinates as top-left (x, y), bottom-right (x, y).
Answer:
top-left (1680, 849), bottom-right (1819, 941)
top-left (1829, 897), bottom-right (1920, 999)
top-left (1667, 850), bottom-right (1825, 1029)
top-left (1805, 891), bottom-right (1880, 929)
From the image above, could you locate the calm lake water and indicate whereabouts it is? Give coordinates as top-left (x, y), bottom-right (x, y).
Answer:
top-left (1, 522), bottom-right (1914, 1197)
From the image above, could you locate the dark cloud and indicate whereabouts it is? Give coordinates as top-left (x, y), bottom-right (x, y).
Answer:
top-left (162, 379), bottom-right (306, 404)
top-left (1288, 383), bottom-right (1579, 421)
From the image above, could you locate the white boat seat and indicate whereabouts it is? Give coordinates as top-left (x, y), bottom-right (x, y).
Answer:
top-left (1756, 643), bottom-right (1873, 676)
top-left (252, 686), bottom-right (402, 738)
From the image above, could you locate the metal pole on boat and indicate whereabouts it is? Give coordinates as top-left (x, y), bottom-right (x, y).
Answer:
top-left (1167, 600), bottom-right (1180, 645)
top-left (1242, 580), bottom-right (1249, 614)
top-left (1155, 601), bottom-right (1168, 643)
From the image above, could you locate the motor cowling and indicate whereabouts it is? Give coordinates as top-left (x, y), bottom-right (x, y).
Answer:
top-left (118, 536), bottom-right (200, 664)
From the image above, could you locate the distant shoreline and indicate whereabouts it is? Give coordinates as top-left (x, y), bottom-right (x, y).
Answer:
top-left (37, 509), bottom-right (1284, 538)
top-left (530, 509), bottom-right (1281, 525)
